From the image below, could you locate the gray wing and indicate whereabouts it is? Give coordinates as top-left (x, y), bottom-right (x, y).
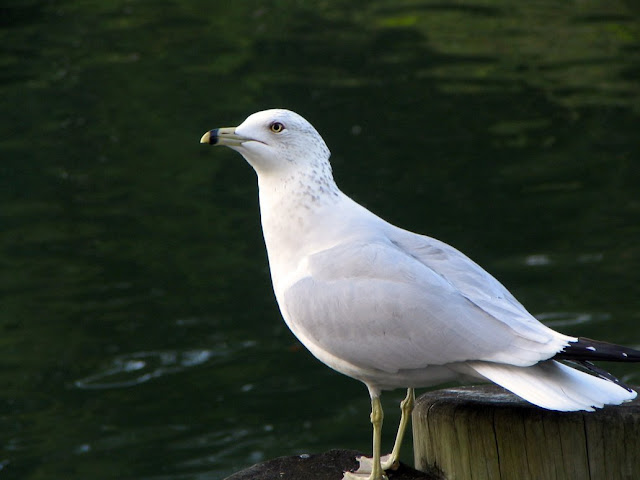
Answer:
top-left (281, 229), bottom-right (570, 374)
top-left (387, 226), bottom-right (539, 329)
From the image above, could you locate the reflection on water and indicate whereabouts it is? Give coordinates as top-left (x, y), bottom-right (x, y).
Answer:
top-left (1, 1), bottom-right (639, 479)
top-left (536, 311), bottom-right (611, 328)
top-left (75, 349), bottom-right (217, 389)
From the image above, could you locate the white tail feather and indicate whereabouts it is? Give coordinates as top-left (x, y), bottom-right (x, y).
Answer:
top-left (467, 360), bottom-right (637, 411)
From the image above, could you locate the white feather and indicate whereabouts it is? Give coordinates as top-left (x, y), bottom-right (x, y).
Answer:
top-left (466, 360), bottom-right (637, 411)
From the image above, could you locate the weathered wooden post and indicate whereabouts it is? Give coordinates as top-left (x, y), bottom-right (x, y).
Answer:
top-left (412, 385), bottom-right (640, 480)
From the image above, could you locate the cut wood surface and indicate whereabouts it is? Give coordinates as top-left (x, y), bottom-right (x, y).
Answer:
top-left (412, 384), bottom-right (640, 480)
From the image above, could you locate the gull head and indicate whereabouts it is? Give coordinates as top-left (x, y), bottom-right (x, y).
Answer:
top-left (200, 109), bottom-right (331, 177)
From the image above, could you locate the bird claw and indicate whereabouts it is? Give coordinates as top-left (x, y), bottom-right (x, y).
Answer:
top-left (342, 454), bottom-right (393, 480)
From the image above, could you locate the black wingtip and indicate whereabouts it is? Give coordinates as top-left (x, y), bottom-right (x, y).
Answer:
top-left (555, 337), bottom-right (640, 363)
top-left (574, 360), bottom-right (634, 392)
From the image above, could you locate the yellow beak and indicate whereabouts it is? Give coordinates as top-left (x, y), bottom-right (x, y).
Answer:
top-left (200, 127), bottom-right (248, 146)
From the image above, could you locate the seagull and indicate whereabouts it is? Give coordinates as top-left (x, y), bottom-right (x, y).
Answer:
top-left (200, 109), bottom-right (640, 480)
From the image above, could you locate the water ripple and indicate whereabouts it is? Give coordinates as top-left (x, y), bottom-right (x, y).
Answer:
top-left (74, 349), bottom-right (220, 390)
top-left (536, 311), bottom-right (610, 328)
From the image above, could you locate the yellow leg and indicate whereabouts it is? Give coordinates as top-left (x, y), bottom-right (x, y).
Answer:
top-left (342, 395), bottom-right (387, 480)
top-left (369, 395), bottom-right (385, 480)
top-left (381, 388), bottom-right (415, 471)
top-left (343, 388), bottom-right (415, 480)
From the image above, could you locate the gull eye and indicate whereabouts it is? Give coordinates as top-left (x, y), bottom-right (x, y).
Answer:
top-left (270, 122), bottom-right (285, 133)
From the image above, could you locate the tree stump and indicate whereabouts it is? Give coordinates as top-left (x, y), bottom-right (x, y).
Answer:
top-left (412, 385), bottom-right (640, 480)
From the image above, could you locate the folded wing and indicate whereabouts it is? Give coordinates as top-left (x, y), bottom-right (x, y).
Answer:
top-left (281, 227), bottom-right (571, 374)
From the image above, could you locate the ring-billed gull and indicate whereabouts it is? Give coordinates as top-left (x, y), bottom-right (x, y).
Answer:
top-left (201, 109), bottom-right (640, 480)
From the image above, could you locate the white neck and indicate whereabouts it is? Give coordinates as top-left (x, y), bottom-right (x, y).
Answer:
top-left (256, 168), bottom-right (344, 293)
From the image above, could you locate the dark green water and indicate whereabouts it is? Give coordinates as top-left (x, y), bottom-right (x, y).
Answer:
top-left (1, 1), bottom-right (639, 478)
